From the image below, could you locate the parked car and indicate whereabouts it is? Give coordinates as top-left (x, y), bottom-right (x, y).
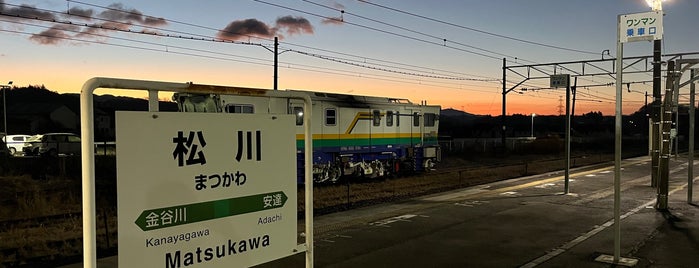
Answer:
top-left (3, 134), bottom-right (32, 155)
top-left (23, 133), bottom-right (81, 156)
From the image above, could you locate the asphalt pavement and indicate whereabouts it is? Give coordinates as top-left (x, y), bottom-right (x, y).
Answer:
top-left (63, 155), bottom-right (699, 267)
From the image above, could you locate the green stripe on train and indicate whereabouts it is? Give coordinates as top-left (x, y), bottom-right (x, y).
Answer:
top-left (295, 137), bottom-right (438, 148)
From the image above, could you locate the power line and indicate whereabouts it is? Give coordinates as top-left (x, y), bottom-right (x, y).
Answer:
top-left (288, 49), bottom-right (498, 81)
top-left (0, 7), bottom-right (494, 83)
top-left (252, 0), bottom-right (515, 63)
top-left (67, 0), bottom-right (498, 81)
top-left (357, 0), bottom-right (600, 56)
top-left (300, 0), bottom-right (532, 64)
top-left (1, 2), bottom-right (270, 48)
top-left (60, 0), bottom-right (499, 82)
top-left (280, 41), bottom-right (500, 81)
top-left (0, 18), bottom-right (270, 63)
top-left (0, 20), bottom-right (495, 93)
top-left (0, 27), bottom-right (273, 66)
top-left (67, 0), bottom-right (272, 42)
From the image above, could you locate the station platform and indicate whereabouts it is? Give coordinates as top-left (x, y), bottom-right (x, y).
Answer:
top-left (63, 156), bottom-right (699, 267)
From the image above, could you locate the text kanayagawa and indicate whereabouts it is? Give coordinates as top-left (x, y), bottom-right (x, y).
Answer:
top-left (166, 234), bottom-right (270, 268)
top-left (146, 229), bottom-right (210, 247)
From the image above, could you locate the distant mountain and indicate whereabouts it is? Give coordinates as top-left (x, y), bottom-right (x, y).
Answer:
top-left (440, 108), bottom-right (477, 117)
top-left (3, 85), bottom-right (179, 138)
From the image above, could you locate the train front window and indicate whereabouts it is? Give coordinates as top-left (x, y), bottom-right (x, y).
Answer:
top-left (386, 111), bottom-right (394, 127)
top-left (413, 112), bottom-right (420, 126)
top-left (325, 109), bottom-right (336, 125)
top-left (293, 107), bottom-right (304, 126)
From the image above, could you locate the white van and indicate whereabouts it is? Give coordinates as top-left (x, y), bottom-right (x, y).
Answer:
top-left (3, 134), bottom-right (32, 155)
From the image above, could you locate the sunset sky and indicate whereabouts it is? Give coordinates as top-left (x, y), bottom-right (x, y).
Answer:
top-left (2, 0), bottom-right (698, 115)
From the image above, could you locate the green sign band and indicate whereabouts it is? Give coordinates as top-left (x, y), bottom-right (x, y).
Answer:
top-left (135, 191), bottom-right (288, 231)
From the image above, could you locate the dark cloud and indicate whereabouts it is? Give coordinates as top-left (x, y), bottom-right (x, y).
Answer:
top-left (1, 1), bottom-right (56, 20)
top-left (98, 3), bottom-right (142, 22)
top-left (217, 18), bottom-right (273, 40)
top-left (97, 3), bottom-right (166, 26)
top-left (217, 16), bottom-right (314, 41)
top-left (144, 17), bottom-right (167, 26)
top-left (29, 24), bottom-right (80, 45)
top-left (0, 1), bottom-right (170, 46)
top-left (275, 16), bottom-right (313, 36)
top-left (67, 6), bottom-right (94, 19)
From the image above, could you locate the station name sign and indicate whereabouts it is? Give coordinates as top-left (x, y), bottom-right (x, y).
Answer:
top-left (116, 112), bottom-right (297, 268)
top-left (619, 11), bottom-right (663, 43)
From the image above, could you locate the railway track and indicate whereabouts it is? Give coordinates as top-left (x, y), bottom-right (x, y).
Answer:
top-left (0, 152), bottom-right (625, 266)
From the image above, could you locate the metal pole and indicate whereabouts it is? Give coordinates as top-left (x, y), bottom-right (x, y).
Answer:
top-left (658, 60), bottom-right (675, 211)
top-left (571, 82), bottom-right (577, 119)
top-left (502, 58), bottom-right (507, 152)
top-left (80, 80), bottom-right (98, 268)
top-left (303, 95), bottom-right (314, 268)
top-left (689, 69), bottom-right (695, 204)
top-left (646, 91), bottom-right (651, 156)
top-left (565, 76), bottom-right (571, 194)
top-left (148, 90), bottom-right (159, 112)
top-left (651, 39), bottom-right (662, 187)
top-left (274, 37), bottom-right (279, 90)
top-left (613, 15), bottom-right (623, 262)
top-left (674, 66), bottom-right (680, 159)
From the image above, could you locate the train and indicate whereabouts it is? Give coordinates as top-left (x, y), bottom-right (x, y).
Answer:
top-left (173, 88), bottom-right (441, 184)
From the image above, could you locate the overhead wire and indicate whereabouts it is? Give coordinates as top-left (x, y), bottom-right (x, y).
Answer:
top-left (0, 3), bottom-right (500, 85)
top-left (0, 28), bottom-right (272, 67)
top-left (67, 0), bottom-right (273, 42)
top-left (279, 41), bottom-right (501, 81)
top-left (66, 0), bottom-right (503, 82)
top-left (287, 49), bottom-right (498, 81)
top-left (357, 0), bottom-right (600, 56)
top-left (300, 0), bottom-right (533, 64)
top-left (16, 0), bottom-right (497, 83)
top-left (252, 0), bottom-right (517, 63)
top-left (0, 15), bottom-right (496, 93)
top-left (4, 1), bottom-right (645, 113)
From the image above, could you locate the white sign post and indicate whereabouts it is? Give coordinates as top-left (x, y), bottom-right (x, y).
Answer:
top-left (117, 111), bottom-right (297, 268)
top-left (597, 10), bottom-right (662, 267)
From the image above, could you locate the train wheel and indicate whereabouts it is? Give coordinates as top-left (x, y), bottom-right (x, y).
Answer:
top-left (329, 166), bottom-right (342, 183)
top-left (424, 159), bottom-right (434, 171)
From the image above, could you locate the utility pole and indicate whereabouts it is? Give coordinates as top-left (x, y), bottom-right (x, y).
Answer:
top-left (571, 79), bottom-right (577, 119)
top-left (274, 37), bottom-right (278, 90)
top-left (501, 58), bottom-right (507, 153)
top-left (564, 77), bottom-right (571, 194)
top-left (650, 12), bottom-right (663, 188)
top-left (658, 60), bottom-right (675, 211)
top-left (689, 69), bottom-right (695, 204)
